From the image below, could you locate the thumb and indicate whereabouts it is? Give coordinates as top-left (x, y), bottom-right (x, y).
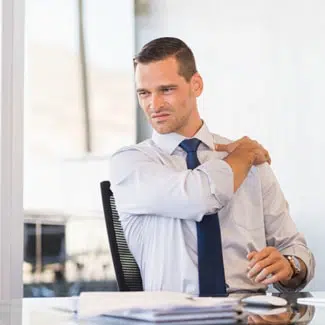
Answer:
top-left (215, 143), bottom-right (229, 152)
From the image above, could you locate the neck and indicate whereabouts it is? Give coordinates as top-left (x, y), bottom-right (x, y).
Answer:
top-left (176, 106), bottom-right (203, 137)
top-left (176, 118), bottom-right (203, 138)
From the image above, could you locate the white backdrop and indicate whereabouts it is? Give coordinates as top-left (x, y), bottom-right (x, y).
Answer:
top-left (136, 0), bottom-right (325, 290)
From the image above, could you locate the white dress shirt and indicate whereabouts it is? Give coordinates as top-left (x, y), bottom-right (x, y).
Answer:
top-left (110, 123), bottom-right (315, 295)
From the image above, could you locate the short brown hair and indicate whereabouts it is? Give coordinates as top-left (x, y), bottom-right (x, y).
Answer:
top-left (133, 37), bottom-right (197, 82)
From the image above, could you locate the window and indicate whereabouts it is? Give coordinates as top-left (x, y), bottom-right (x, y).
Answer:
top-left (24, 0), bottom-right (135, 297)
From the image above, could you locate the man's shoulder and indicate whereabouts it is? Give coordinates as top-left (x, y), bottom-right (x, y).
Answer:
top-left (210, 132), bottom-right (278, 187)
top-left (110, 139), bottom-right (157, 183)
top-left (211, 133), bottom-right (233, 145)
top-left (112, 139), bottom-right (156, 157)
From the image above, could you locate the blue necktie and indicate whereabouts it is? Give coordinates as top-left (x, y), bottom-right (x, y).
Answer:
top-left (180, 138), bottom-right (227, 297)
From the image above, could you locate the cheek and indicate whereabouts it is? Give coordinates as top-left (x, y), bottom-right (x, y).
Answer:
top-left (138, 98), bottom-right (149, 113)
top-left (179, 98), bottom-right (191, 114)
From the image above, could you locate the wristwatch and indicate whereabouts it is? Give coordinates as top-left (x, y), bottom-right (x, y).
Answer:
top-left (286, 255), bottom-right (301, 278)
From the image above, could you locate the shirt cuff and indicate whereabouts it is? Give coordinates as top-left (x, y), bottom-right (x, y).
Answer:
top-left (273, 246), bottom-right (315, 292)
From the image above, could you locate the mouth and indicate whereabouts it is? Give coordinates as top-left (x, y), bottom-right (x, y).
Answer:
top-left (151, 113), bottom-right (170, 122)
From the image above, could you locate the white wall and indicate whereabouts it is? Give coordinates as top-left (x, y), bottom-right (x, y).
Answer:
top-left (136, 0), bottom-right (325, 290)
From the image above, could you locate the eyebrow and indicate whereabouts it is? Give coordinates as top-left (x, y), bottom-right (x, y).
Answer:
top-left (136, 88), bottom-right (148, 93)
top-left (158, 84), bottom-right (178, 90)
top-left (136, 84), bottom-right (178, 93)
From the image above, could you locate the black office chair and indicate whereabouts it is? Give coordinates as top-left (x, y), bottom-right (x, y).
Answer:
top-left (100, 180), bottom-right (143, 291)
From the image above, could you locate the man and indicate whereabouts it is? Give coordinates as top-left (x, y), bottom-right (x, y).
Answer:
top-left (110, 37), bottom-right (315, 296)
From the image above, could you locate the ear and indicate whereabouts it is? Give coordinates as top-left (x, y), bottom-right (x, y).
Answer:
top-left (191, 72), bottom-right (203, 97)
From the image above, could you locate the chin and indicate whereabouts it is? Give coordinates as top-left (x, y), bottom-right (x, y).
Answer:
top-left (152, 124), bottom-right (175, 134)
top-left (154, 128), bottom-right (172, 134)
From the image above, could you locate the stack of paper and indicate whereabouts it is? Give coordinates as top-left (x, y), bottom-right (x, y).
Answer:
top-left (77, 291), bottom-right (242, 323)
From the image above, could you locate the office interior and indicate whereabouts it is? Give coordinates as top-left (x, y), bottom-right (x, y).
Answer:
top-left (1, 0), bottom-right (324, 321)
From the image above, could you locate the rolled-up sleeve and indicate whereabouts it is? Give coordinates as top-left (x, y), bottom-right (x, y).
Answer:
top-left (110, 146), bottom-right (234, 222)
top-left (258, 164), bottom-right (315, 291)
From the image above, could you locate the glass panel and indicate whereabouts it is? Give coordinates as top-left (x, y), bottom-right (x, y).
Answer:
top-left (24, 0), bottom-right (135, 297)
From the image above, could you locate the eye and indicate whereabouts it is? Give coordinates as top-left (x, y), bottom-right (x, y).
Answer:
top-left (138, 91), bottom-right (149, 97)
top-left (162, 87), bottom-right (174, 93)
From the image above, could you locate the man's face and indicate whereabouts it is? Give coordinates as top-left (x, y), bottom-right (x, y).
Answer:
top-left (135, 56), bottom-right (202, 134)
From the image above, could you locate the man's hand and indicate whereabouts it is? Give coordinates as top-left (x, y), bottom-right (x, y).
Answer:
top-left (248, 311), bottom-right (292, 324)
top-left (247, 247), bottom-right (293, 285)
top-left (215, 136), bottom-right (271, 192)
top-left (215, 136), bottom-right (271, 165)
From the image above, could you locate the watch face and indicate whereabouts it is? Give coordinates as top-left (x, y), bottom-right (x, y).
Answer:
top-left (292, 256), bottom-right (301, 273)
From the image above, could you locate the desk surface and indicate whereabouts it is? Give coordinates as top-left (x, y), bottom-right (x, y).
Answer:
top-left (4, 292), bottom-right (325, 325)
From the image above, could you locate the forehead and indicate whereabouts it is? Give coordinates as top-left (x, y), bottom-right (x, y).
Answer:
top-left (135, 57), bottom-right (184, 88)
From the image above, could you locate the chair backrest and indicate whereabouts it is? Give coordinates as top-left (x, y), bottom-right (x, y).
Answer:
top-left (100, 180), bottom-right (143, 291)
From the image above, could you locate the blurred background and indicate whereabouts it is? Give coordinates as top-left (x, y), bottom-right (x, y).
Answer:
top-left (23, 0), bottom-right (136, 297)
top-left (23, 0), bottom-right (325, 297)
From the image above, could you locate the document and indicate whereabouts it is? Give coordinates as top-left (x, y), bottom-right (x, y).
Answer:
top-left (77, 291), bottom-right (241, 322)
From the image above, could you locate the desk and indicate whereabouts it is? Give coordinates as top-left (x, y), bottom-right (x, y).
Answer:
top-left (4, 292), bottom-right (325, 324)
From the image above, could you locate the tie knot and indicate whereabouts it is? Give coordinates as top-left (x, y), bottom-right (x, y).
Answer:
top-left (179, 138), bottom-right (201, 153)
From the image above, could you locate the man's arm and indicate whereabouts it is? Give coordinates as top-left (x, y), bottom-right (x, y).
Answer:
top-left (110, 138), bottom-right (270, 222)
top-left (248, 163), bottom-right (315, 291)
top-left (110, 147), bottom-right (234, 222)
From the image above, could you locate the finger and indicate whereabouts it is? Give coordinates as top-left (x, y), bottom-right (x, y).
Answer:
top-left (261, 269), bottom-right (288, 285)
top-left (247, 256), bottom-right (274, 279)
top-left (229, 136), bottom-right (252, 150)
top-left (254, 261), bottom-right (283, 283)
top-left (248, 255), bottom-right (281, 279)
top-left (257, 150), bottom-right (270, 163)
top-left (215, 142), bottom-right (239, 153)
top-left (215, 143), bottom-right (228, 152)
top-left (247, 251), bottom-right (257, 260)
top-left (252, 150), bottom-right (269, 165)
top-left (237, 136), bottom-right (251, 144)
top-left (249, 250), bottom-right (283, 279)
top-left (259, 313), bottom-right (291, 324)
top-left (248, 315), bottom-right (265, 324)
top-left (265, 150), bottom-right (272, 164)
top-left (248, 247), bottom-right (275, 268)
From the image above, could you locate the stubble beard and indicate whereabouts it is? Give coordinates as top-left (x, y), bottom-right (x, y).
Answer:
top-left (151, 112), bottom-right (191, 135)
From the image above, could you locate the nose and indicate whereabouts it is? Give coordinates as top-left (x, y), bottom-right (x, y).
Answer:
top-left (150, 94), bottom-right (164, 112)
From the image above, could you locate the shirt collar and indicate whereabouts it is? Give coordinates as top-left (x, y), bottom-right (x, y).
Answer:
top-left (152, 122), bottom-right (215, 154)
